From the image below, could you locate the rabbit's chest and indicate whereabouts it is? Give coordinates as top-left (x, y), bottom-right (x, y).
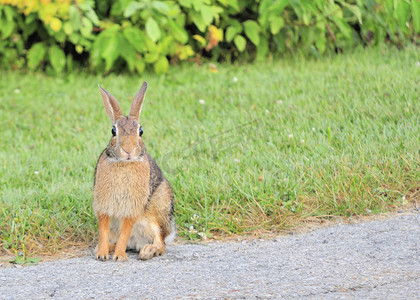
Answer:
top-left (93, 158), bottom-right (150, 218)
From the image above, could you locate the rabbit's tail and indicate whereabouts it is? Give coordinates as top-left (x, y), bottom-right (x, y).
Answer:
top-left (164, 217), bottom-right (176, 245)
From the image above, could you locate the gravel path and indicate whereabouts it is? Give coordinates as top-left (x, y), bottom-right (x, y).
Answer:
top-left (1, 213), bottom-right (419, 299)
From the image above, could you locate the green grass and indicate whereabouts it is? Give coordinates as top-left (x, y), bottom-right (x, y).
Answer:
top-left (1, 46), bottom-right (419, 256)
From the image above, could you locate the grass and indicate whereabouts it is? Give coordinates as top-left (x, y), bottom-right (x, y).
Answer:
top-left (0, 46), bottom-right (419, 257)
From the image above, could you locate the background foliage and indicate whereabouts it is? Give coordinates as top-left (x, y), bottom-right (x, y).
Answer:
top-left (0, 0), bottom-right (419, 74)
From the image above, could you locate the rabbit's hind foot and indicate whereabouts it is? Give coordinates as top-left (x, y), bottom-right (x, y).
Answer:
top-left (139, 244), bottom-right (164, 260)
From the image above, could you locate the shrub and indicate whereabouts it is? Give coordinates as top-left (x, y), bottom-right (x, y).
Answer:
top-left (0, 0), bottom-right (419, 74)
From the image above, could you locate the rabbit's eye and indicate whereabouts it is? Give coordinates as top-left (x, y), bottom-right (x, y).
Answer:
top-left (139, 126), bottom-right (143, 137)
top-left (111, 125), bottom-right (116, 136)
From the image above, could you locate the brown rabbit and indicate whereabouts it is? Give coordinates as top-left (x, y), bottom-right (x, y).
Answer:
top-left (93, 81), bottom-right (175, 261)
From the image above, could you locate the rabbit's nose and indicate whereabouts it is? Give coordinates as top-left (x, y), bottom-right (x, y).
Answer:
top-left (120, 148), bottom-right (134, 157)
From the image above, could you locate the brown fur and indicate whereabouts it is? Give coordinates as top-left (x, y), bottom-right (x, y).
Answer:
top-left (96, 214), bottom-right (110, 261)
top-left (93, 82), bottom-right (175, 261)
top-left (113, 217), bottom-right (136, 261)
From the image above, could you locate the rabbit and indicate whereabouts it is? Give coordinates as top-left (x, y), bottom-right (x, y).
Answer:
top-left (93, 81), bottom-right (175, 261)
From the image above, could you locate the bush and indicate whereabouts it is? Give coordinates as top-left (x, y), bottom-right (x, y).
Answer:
top-left (0, 0), bottom-right (419, 74)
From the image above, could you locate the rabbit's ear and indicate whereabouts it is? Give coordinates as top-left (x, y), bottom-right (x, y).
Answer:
top-left (98, 84), bottom-right (123, 124)
top-left (129, 81), bottom-right (148, 120)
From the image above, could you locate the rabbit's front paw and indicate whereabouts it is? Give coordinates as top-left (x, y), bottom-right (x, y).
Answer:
top-left (113, 251), bottom-right (127, 262)
top-left (95, 242), bottom-right (110, 261)
top-left (139, 244), bottom-right (162, 260)
top-left (96, 250), bottom-right (109, 261)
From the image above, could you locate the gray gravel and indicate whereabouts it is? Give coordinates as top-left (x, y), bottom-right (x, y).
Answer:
top-left (1, 213), bottom-right (419, 299)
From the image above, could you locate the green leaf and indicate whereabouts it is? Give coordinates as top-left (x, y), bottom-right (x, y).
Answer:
top-left (119, 39), bottom-right (137, 72)
top-left (145, 52), bottom-right (159, 63)
top-left (90, 39), bottom-right (105, 68)
top-left (1, 21), bottom-right (15, 39)
top-left (22, 20), bottom-right (38, 39)
top-left (101, 33), bottom-right (121, 71)
top-left (80, 18), bottom-right (93, 37)
top-left (49, 45), bottom-right (66, 73)
top-left (290, 0), bottom-right (314, 26)
top-left (396, 0), bottom-right (411, 28)
top-left (27, 43), bottom-right (46, 70)
top-left (413, 0), bottom-right (420, 33)
top-left (226, 26), bottom-right (238, 42)
top-left (3, 5), bottom-right (15, 22)
top-left (124, 2), bottom-right (145, 17)
top-left (226, 0), bottom-right (239, 11)
top-left (270, 17), bottom-right (284, 35)
top-left (243, 20), bottom-right (260, 46)
top-left (159, 36), bottom-right (175, 55)
top-left (211, 6), bottom-right (223, 23)
top-left (302, 13), bottom-right (311, 26)
top-left (234, 35), bottom-right (246, 52)
top-left (145, 38), bottom-right (158, 53)
top-left (290, 0), bottom-right (303, 18)
top-left (69, 6), bottom-right (81, 31)
top-left (271, 0), bottom-right (290, 14)
top-left (54, 31), bottom-right (66, 43)
top-left (123, 27), bottom-right (147, 53)
top-left (80, 3), bottom-right (100, 25)
top-left (315, 34), bottom-right (326, 54)
top-left (135, 59), bottom-right (145, 74)
top-left (299, 0), bottom-right (317, 13)
top-left (154, 56), bottom-right (169, 74)
top-left (329, 3), bottom-right (343, 18)
top-left (191, 12), bottom-right (206, 32)
top-left (332, 17), bottom-right (352, 39)
top-left (179, 0), bottom-right (192, 8)
top-left (256, 36), bottom-right (268, 61)
top-left (200, 5), bottom-right (214, 25)
top-left (68, 33), bottom-right (80, 45)
top-left (192, 0), bottom-right (203, 11)
top-left (300, 27), bottom-right (316, 47)
top-left (342, 4), bottom-right (362, 24)
top-left (146, 17), bottom-right (161, 42)
top-left (63, 22), bottom-right (73, 35)
top-left (168, 19), bottom-right (188, 44)
top-left (388, 19), bottom-right (397, 35)
top-left (259, 0), bottom-right (273, 15)
top-left (151, 1), bottom-right (171, 15)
